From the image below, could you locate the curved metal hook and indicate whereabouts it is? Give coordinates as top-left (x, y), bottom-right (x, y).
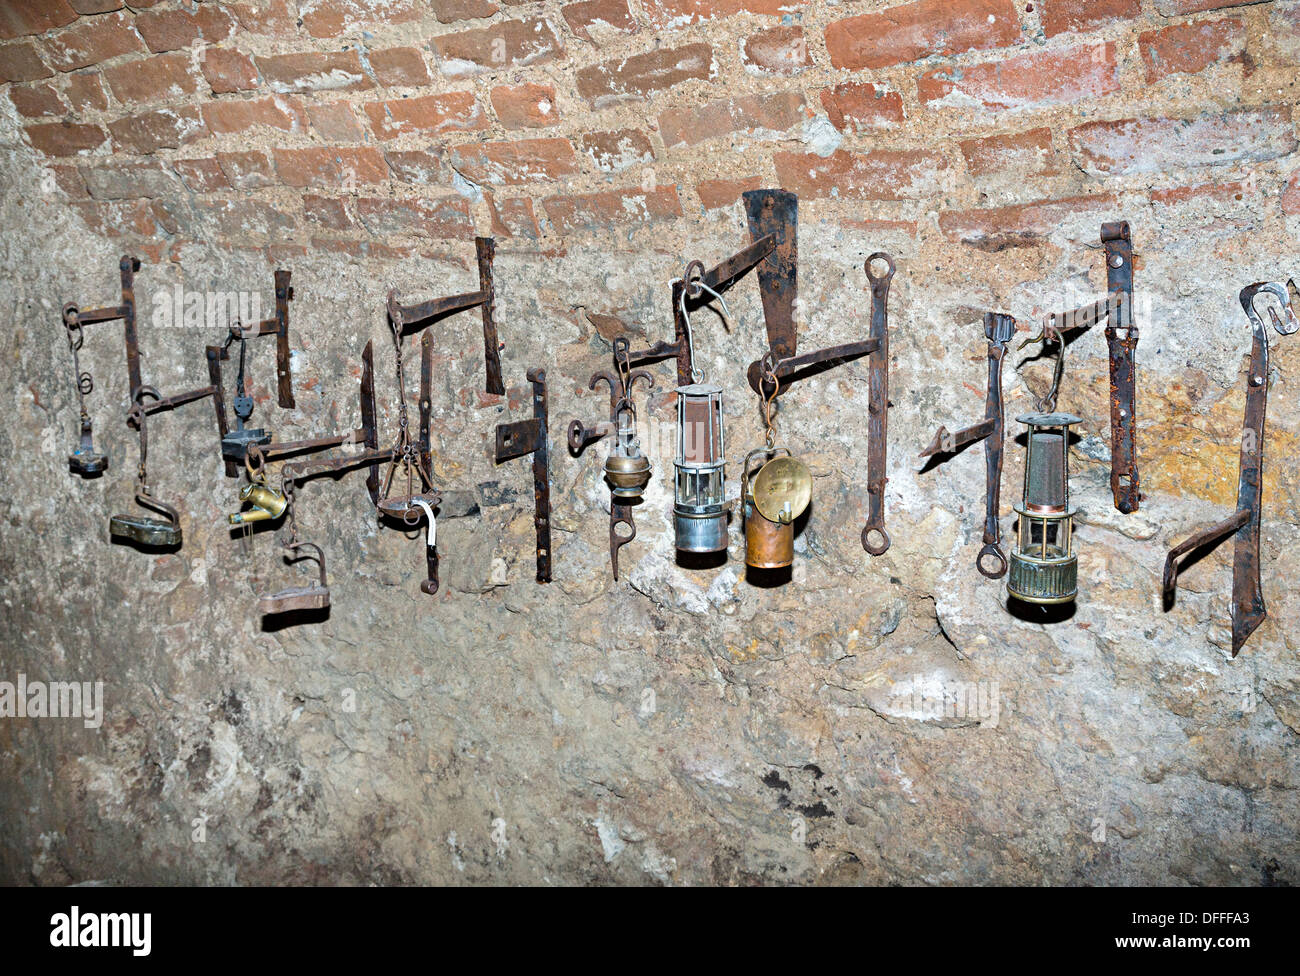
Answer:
top-left (1241, 281), bottom-right (1299, 339)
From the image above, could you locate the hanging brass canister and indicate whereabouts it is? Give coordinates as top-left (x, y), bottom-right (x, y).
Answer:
top-left (742, 448), bottom-right (812, 569)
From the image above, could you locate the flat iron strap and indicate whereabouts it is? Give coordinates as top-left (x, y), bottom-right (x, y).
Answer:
top-left (979, 314), bottom-right (1014, 580)
top-left (862, 253), bottom-right (894, 555)
top-left (1104, 222), bottom-right (1139, 514)
top-left (494, 418), bottom-right (542, 462)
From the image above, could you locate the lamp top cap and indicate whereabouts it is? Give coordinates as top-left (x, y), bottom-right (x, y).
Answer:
top-left (1016, 411), bottom-right (1083, 427)
top-left (676, 382), bottom-right (723, 396)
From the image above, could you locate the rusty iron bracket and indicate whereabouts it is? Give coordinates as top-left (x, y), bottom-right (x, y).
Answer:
top-left (623, 235), bottom-right (775, 386)
top-left (1163, 280), bottom-right (1298, 656)
top-left (494, 368), bottom-right (552, 583)
top-left (1103, 221), bottom-right (1139, 514)
top-left (568, 336), bottom-right (654, 579)
top-left (62, 254), bottom-right (144, 398)
top-left (225, 268), bottom-right (296, 408)
top-left (861, 253), bottom-right (895, 555)
top-left (387, 237), bottom-right (504, 397)
top-left (245, 340), bottom-right (382, 504)
top-left (920, 312), bottom-right (1017, 579)
top-left (741, 190), bottom-right (881, 399)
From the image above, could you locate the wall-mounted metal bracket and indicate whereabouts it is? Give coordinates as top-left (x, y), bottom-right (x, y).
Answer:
top-left (1102, 222), bottom-right (1139, 513)
top-left (386, 236), bottom-right (504, 397)
top-left (224, 268), bottom-right (296, 408)
top-left (244, 340), bottom-right (382, 504)
top-left (623, 235), bottom-right (775, 386)
top-left (920, 312), bottom-right (1016, 578)
top-left (62, 254), bottom-right (143, 398)
top-left (494, 368), bottom-right (551, 583)
top-left (1163, 280), bottom-right (1298, 656)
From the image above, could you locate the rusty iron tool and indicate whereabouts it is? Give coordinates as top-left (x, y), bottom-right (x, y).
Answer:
top-left (861, 253), bottom-right (895, 556)
top-left (623, 236), bottom-right (776, 387)
top-left (1103, 222), bottom-right (1139, 513)
top-left (1163, 280), bottom-right (1298, 656)
top-left (494, 368), bottom-right (552, 584)
top-left (224, 268), bottom-right (296, 408)
top-left (210, 331), bottom-right (271, 476)
top-left (741, 189), bottom-right (880, 397)
top-left (920, 312), bottom-right (1017, 579)
top-left (569, 337), bottom-right (654, 579)
top-left (243, 340), bottom-right (383, 504)
top-left (257, 540), bottom-right (331, 616)
top-left (386, 237), bottom-right (504, 396)
top-left (62, 255), bottom-right (143, 399)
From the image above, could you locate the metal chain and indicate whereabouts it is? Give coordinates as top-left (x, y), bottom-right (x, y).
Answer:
top-left (761, 352), bottom-right (780, 450)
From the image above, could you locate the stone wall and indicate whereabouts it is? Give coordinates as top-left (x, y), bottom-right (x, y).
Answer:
top-left (0, 0), bottom-right (1297, 884)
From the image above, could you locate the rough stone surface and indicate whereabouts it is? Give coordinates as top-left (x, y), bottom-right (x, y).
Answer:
top-left (0, 0), bottom-right (1297, 888)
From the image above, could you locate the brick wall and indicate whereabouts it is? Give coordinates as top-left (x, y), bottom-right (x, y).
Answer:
top-left (4, 0), bottom-right (1297, 264)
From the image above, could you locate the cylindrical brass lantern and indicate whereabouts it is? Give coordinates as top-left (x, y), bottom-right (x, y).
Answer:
top-left (1007, 412), bottom-right (1081, 604)
top-left (604, 397), bottom-right (651, 499)
top-left (674, 382), bottom-right (727, 553)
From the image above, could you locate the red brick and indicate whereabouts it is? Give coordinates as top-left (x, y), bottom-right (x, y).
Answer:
top-left (69, 1), bottom-right (126, 13)
top-left (69, 199), bottom-right (161, 238)
top-left (194, 198), bottom-right (294, 239)
top-left (1283, 172), bottom-right (1300, 216)
top-left (820, 83), bottom-right (904, 132)
top-left (228, 0), bottom-right (297, 34)
top-left (0, 40), bottom-right (51, 82)
top-left (1149, 180), bottom-right (1246, 208)
top-left (0, 1), bottom-right (77, 40)
top-left (44, 163), bottom-right (89, 198)
top-left (201, 97), bottom-right (306, 135)
top-left (488, 195), bottom-right (539, 238)
top-left (363, 92), bottom-right (485, 139)
top-left (370, 47), bottom-right (432, 87)
top-left (354, 195), bottom-right (475, 239)
top-left (432, 18), bottom-right (563, 77)
top-left (697, 176), bottom-right (762, 210)
top-left (1154, 0), bottom-right (1255, 14)
top-left (918, 43), bottom-right (1120, 111)
top-left (103, 52), bottom-right (201, 105)
top-left (201, 48), bottom-right (259, 94)
top-left (1139, 19), bottom-right (1244, 83)
top-left (65, 72), bottom-right (108, 112)
top-left (303, 194), bottom-right (354, 231)
top-left (659, 91), bottom-right (805, 148)
top-left (430, 0), bottom-right (500, 22)
top-left (306, 100), bottom-right (366, 142)
top-left (1069, 108), bottom-right (1297, 177)
top-left (938, 194), bottom-right (1118, 250)
top-left (217, 150), bottom-right (277, 190)
top-left (491, 83), bottom-right (560, 129)
top-left (384, 148), bottom-right (451, 184)
top-left (41, 12), bottom-right (144, 71)
top-left (641, 0), bottom-right (788, 30)
top-left (173, 157), bottom-right (231, 193)
top-left (577, 43), bottom-right (714, 104)
top-left (562, 0), bottom-right (636, 41)
top-left (578, 129), bottom-right (654, 172)
top-left (9, 83), bottom-right (66, 119)
top-left (80, 159), bottom-right (179, 199)
top-left (299, 0), bottom-right (421, 38)
top-left (961, 128), bottom-right (1056, 177)
top-left (1039, 0), bottom-right (1140, 38)
top-left (257, 51), bottom-right (371, 94)
top-left (450, 137), bottom-right (580, 184)
top-left (544, 186), bottom-right (681, 233)
top-left (25, 120), bottom-right (107, 155)
top-left (825, 0), bottom-right (1020, 71)
top-left (134, 5), bottom-right (236, 53)
top-left (742, 26), bottom-right (810, 76)
top-left (109, 107), bottom-right (207, 152)
top-left (773, 148), bottom-right (947, 200)
top-left (273, 146), bottom-right (389, 188)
